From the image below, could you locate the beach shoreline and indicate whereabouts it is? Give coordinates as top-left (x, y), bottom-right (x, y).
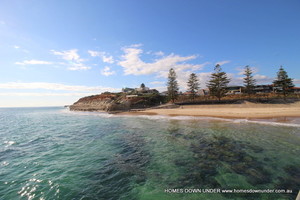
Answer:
top-left (117, 101), bottom-right (300, 119)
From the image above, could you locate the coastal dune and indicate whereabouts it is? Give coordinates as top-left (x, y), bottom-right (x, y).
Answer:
top-left (126, 101), bottom-right (300, 118)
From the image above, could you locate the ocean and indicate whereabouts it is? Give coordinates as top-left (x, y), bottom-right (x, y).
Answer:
top-left (0, 107), bottom-right (299, 200)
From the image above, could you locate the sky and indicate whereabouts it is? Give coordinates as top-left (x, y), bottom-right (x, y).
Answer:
top-left (0, 0), bottom-right (299, 107)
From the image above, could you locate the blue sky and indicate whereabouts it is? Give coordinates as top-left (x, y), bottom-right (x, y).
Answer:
top-left (0, 0), bottom-right (299, 107)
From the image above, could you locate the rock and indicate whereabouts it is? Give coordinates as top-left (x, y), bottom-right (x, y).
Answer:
top-left (69, 93), bottom-right (163, 112)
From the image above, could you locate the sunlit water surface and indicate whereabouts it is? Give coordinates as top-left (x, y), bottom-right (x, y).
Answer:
top-left (0, 107), bottom-right (299, 200)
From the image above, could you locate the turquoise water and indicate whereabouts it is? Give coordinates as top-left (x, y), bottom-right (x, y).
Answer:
top-left (0, 107), bottom-right (299, 200)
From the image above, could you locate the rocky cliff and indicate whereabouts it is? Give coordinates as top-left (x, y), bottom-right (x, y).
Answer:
top-left (69, 93), bottom-right (165, 112)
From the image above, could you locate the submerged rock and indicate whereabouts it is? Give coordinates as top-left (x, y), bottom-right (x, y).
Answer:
top-left (175, 134), bottom-right (273, 190)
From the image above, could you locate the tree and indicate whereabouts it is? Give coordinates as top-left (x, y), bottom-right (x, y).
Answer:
top-left (187, 73), bottom-right (200, 100)
top-left (207, 64), bottom-right (230, 101)
top-left (273, 66), bottom-right (294, 99)
top-left (167, 68), bottom-right (179, 103)
top-left (243, 65), bottom-right (256, 97)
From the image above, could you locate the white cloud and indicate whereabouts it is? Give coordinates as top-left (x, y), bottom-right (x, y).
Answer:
top-left (129, 43), bottom-right (143, 48)
top-left (67, 63), bottom-right (91, 71)
top-left (236, 66), bottom-right (259, 75)
top-left (88, 50), bottom-right (101, 57)
top-left (253, 74), bottom-right (274, 84)
top-left (215, 60), bottom-right (230, 66)
top-left (196, 72), bottom-right (214, 89)
top-left (0, 92), bottom-right (96, 97)
top-left (52, 49), bottom-right (91, 71)
top-left (51, 49), bottom-right (83, 62)
top-left (13, 45), bottom-right (30, 53)
top-left (15, 60), bottom-right (53, 65)
top-left (118, 46), bottom-right (208, 76)
top-left (88, 50), bottom-right (114, 64)
top-left (102, 55), bottom-right (114, 64)
top-left (154, 51), bottom-right (164, 56)
top-left (0, 82), bottom-right (119, 92)
top-left (101, 66), bottom-right (115, 76)
top-left (118, 45), bottom-right (212, 91)
top-left (294, 79), bottom-right (300, 85)
top-left (150, 81), bottom-right (165, 85)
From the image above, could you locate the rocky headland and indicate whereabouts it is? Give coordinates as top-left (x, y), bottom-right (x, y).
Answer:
top-left (69, 93), bottom-right (165, 113)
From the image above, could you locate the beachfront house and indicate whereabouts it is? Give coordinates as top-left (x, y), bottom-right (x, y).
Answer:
top-left (122, 84), bottom-right (159, 95)
top-left (292, 87), bottom-right (300, 94)
top-left (226, 86), bottom-right (243, 95)
top-left (253, 85), bottom-right (273, 93)
top-left (197, 89), bottom-right (210, 96)
top-left (122, 87), bottom-right (135, 93)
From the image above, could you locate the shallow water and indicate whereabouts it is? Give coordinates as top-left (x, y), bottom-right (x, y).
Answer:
top-left (0, 107), bottom-right (299, 199)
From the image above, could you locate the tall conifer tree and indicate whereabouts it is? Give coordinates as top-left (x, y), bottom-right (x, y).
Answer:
top-left (167, 68), bottom-right (179, 103)
top-left (187, 73), bottom-right (200, 100)
top-left (207, 64), bottom-right (230, 101)
top-left (243, 65), bottom-right (256, 97)
top-left (273, 66), bottom-right (294, 99)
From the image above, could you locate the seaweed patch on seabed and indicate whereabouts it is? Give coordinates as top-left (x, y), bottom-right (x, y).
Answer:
top-left (85, 132), bottom-right (150, 200)
top-left (174, 134), bottom-right (277, 198)
top-left (277, 165), bottom-right (300, 199)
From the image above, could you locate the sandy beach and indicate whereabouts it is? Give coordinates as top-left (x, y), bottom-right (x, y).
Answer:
top-left (122, 101), bottom-right (300, 119)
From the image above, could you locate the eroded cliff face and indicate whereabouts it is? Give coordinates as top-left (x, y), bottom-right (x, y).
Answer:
top-left (69, 93), bottom-right (164, 112)
top-left (69, 94), bottom-right (130, 112)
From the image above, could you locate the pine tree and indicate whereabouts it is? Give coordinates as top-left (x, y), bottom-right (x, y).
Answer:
top-left (187, 73), bottom-right (200, 100)
top-left (273, 66), bottom-right (294, 99)
top-left (207, 64), bottom-right (230, 101)
top-left (167, 68), bottom-right (179, 103)
top-left (243, 65), bottom-right (256, 97)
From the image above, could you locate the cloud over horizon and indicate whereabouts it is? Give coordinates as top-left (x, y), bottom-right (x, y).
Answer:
top-left (15, 60), bottom-right (53, 65)
top-left (0, 82), bottom-right (120, 92)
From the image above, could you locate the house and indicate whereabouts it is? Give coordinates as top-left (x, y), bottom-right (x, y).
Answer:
top-left (136, 86), bottom-right (150, 92)
top-left (160, 91), bottom-right (168, 96)
top-left (253, 85), bottom-right (273, 93)
top-left (122, 87), bottom-right (135, 93)
top-left (198, 89), bottom-right (210, 96)
top-left (291, 87), bottom-right (300, 94)
top-left (226, 86), bottom-right (243, 94)
top-left (123, 84), bottom-right (159, 95)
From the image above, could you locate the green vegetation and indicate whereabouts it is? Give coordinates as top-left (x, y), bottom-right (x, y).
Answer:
top-left (187, 73), bottom-right (200, 100)
top-left (207, 64), bottom-right (231, 101)
top-left (243, 65), bottom-right (256, 98)
top-left (167, 68), bottom-right (179, 103)
top-left (273, 66), bottom-right (294, 99)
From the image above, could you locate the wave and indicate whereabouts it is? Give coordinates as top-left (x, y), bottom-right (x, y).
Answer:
top-left (236, 119), bottom-right (300, 128)
top-left (120, 114), bottom-right (300, 128)
top-left (4, 141), bottom-right (16, 147)
top-left (60, 108), bottom-right (115, 118)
